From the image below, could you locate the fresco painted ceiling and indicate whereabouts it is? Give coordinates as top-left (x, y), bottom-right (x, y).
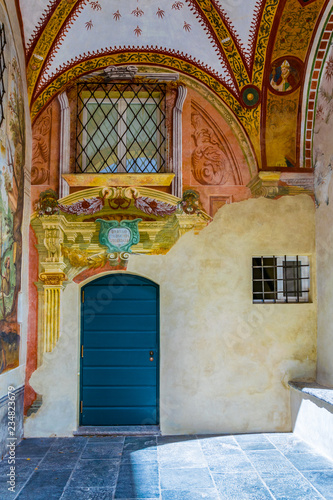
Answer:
top-left (20, 0), bottom-right (261, 74)
top-left (17, 0), bottom-right (331, 168)
top-left (20, 0), bottom-right (269, 108)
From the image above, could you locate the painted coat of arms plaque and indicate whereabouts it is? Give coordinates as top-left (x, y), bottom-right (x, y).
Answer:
top-left (96, 219), bottom-right (142, 253)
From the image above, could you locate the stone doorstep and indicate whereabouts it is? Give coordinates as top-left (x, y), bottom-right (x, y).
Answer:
top-left (73, 425), bottom-right (161, 436)
top-left (288, 380), bottom-right (333, 410)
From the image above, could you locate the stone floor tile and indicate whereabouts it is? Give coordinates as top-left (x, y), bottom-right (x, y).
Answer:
top-left (266, 436), bottom-right (314, 454)
top-left (199, 437), bottom-right (240, 455)
top-left (14, 438), bottom-right (55, 458)
top-left (158, 440), bottom-right (206, 468)
top-left (263, 472), bottom-right (323, 499)
top-left (161, 489), bottom-right (220, 499)
top-left (160, 467), bottom-right (214, 490)
top-left (205, 452), bottom-right (255, 473)
top-left (69, 459), bottom-right (119, 488)
top-left (114, 463), bottom-right (159, 498)
top-left (238, 442), bottom-right (276, 451)
top-left (7, 433), bottom-right (333, 499)
top-left (0, 476), bottom-right (31, 499)
top-left (0, 457), bottom-right (41, 478)
top-left (87, 436), bottom-right (125, 443)
top-left (81, 441), bottom-right (123, 460)
top-left (124, 436), bottom-right (157, 448)
top-left (247, 450), bottom-right (294, 474)
top-left (303, 470), bottom-right (333, 499)
top-left (60, 486), bottom-right (115, 499)
top-left (264, 433), bottom-right (295, 443)
top-left (38, 449), bottom-right (82, 470)
top-left (157, 435), bottom-right (196, 445)
top-left (121, 448), bottom-right (158, 464)
top-left (212, 472), bottom-right (273, 500)
top-left (234, 434), bottom-right (272, 443)
top-left (285, 452), bottom-right (333, 471)
top-left (50, 437), bottom-right (88, 452)
top-left (15, 469), bottom-right (71, 499)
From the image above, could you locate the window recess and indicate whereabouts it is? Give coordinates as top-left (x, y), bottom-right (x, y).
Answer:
top-left (76, 82), bottom-right (167, 174)
top-left (252, 256), bottom-right (310, 303)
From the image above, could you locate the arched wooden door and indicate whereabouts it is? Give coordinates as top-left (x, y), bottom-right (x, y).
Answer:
top-left (80, 274), bottom-right (159, 426)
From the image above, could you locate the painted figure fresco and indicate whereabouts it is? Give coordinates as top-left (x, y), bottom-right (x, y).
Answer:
top-left (0, 15), bottom-right (25, 374)
top-left (270, 58), bottom-right (301, 93)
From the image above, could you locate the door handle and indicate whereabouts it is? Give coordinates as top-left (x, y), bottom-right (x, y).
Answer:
top-left (149, 350), bottom-right (154, 362)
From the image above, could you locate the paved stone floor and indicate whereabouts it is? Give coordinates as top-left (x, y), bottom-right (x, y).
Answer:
top-left (1, 433), bottom-right (333, 499)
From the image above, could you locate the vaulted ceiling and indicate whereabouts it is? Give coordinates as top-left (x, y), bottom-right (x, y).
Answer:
top-left (17, 0), bottom-right (330, 156)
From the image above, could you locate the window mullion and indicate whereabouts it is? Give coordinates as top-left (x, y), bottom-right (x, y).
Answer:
top-left (117, 99), bottom-right (127, 172)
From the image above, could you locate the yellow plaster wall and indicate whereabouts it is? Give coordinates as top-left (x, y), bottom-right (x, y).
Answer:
top-left (314, 156), bottom-right (333, 387)
top-left (25, 195), bottom-right (316, 436)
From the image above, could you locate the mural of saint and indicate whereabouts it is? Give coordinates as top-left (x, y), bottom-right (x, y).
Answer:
top-left (0, 36), bottom-right (25, 373)
top-left (270, 59), bottom-right (300, 93)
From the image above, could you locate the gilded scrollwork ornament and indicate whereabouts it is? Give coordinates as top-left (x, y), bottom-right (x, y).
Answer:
top-left (61, 246), bottom-right (108, 269)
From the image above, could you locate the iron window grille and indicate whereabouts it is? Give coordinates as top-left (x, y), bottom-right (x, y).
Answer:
top-left (76, 82), bottom-right (167, 174)
top-left (252, 256), bottom-right (310, 303)
top-left (0, 23), bottom-right (6, 127)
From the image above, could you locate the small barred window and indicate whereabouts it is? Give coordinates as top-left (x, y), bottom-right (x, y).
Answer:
top-left (252, 256), bottom-right (310, 303)
top-left (0, 23), bottom-right (6, 127)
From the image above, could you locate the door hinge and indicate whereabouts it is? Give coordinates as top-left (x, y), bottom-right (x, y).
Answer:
top-left (81, 290), bottom-right (84, 303)
top-left (80, 401), bottom-right (83, 413)
top-left (81, 345), bottom-right (84, 358)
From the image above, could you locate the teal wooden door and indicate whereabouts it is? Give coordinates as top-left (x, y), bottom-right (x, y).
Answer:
top-left (80, 274), bottom-right (159, 426)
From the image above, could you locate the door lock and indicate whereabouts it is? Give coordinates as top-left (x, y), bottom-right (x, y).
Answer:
top-left (150, 351), bottom-right (154, 356)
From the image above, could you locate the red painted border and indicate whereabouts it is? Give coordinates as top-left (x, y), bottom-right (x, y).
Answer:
top-left (26, 0), bottom-right (61, 60)
top-left (261, 0), bottom-right (331, 170)
top-left (14, 0), bottom-right (26, 58)
top-left (298, 0), bottom-right (332, 168)
top-left (31, 0), bottom-right (266, 101)
top-left (33, 46), bottom-right (237, 104)
top-left (32, 0), bottom-right (90, 101)
top-left (260, 0), bottom-right (288, 169)
top-left (247, 0), bottom-right (267, 77)
top-left (209, 0), bottom-right (266, 76)
top-left (27, 0), bottom-right (270, 101)
top-left (185, 0), bottom-right (239, 91)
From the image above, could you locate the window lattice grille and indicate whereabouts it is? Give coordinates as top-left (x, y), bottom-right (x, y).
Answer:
top-left (76, 82), bottom-right (167, 174)
top-left (0, 23), bottom-right (6, 127)
top-left (252, 256), bottom-right (310, 303)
